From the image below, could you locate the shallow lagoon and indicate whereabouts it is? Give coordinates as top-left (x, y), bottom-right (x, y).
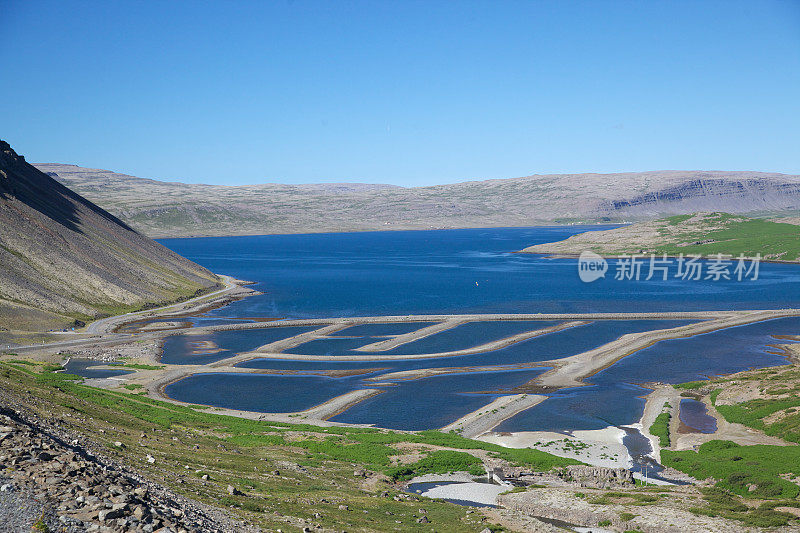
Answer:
top-left (157, 228), bottom-right (800, 431)
top-left (679, 398), bottom-right (717, 433)
top-left (65, 359), bottom-right (133, 379)
top-left (335, 322), bottom-right (435, 336)
top-left (161, 316), bottom-right (794, 430)
top-left (160, 326), bottom-right (315, 365)
top-left (164, 372), bottom-right (357, 413)
top-left (591, 317), bottom-right (798, 385)
top-left (331, 368), bottom-right (549, 430)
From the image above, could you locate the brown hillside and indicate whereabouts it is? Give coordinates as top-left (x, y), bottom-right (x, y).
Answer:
top-left (0, 141), bottom-right (219, 333)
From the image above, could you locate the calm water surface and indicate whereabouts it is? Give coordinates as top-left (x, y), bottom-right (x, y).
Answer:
top-left (157, 228), bottom-right (800, 431)
top-left (159, 227), bottom-right (800, 317)
top-left (679, 398), bottom-right (718, 433)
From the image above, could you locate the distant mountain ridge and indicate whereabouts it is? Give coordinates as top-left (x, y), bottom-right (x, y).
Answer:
top-left (36, 163), bottom-right (800, 238)
top-left (0, 142), bottom-right (220, 333)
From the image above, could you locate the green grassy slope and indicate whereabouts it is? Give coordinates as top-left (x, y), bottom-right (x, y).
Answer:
top-left (653, 213), bottom-right (800, 259)
top-left (0, 360), bottom-right (582, 532)
top-left (657, 362), bottom-right (800, 528)
top-left (523, 212), bottom-right (800, 261)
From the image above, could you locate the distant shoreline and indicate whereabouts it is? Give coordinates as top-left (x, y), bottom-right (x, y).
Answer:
top-left (152, 223), bottom-right (625, 240)
top-left (517, 250), bottom-right (800, 265)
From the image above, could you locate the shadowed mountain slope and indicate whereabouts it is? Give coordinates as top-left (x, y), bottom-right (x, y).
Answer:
top-left (37, 164), bottom-right (800, 237)
top-left (0, 141), bottom-right (220, 332)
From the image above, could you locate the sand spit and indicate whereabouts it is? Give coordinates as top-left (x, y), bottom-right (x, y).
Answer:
top-left (191, 310), bottom-right (730, 335)
top-left (638, 385), bottom-right (681, 463)
top-left (300, 388), bottom-right (384, 420)
top-left (12, 308), bottom-right (786, 358)
top-left (441, 394), bottom-right (548, 438)
top-left (245, 320), bottom-right (587, 362)
top-left (23, 306), bottom-right (800, 438)
top-left (354, 319), bottom-right (469, 352)
top-left (362, 362), bottom-right (551, 383)
top-left (530, 309), bottom-right (795, 390)
top-left (249, 323), bottom-right (355, 354)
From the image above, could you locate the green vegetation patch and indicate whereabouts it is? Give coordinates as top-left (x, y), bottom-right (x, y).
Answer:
top-left (663, 214), bottom-right (693, 225)
top-left (121, 363), bottom-right (165, 371)
top-left (689, 487), bottom-right (799, 528)
top-left (662, 440), bottom-right (800, 499)
top-left (34, 371), bottom-right (83, 386)
top-left (716, 397), bottom-right (800, 443)
top-left (652, 213), bottom-right (800, 260)
top-left (0, 362), bottom-right (513, 532)
top-left (588, 491), bottom-right (659, 506)
top-left (8, 363), bottom-right (579, 475)
top-left (649, 412), bottom-right (671, 448)
top-left (673, 380), bottom-right (709, 390)
top-left (5, 359), bottom-right (38, 366)
top-left (386, 450), bottom-right (484, 481)
top-left (227, 428), bottom-right (582, 473)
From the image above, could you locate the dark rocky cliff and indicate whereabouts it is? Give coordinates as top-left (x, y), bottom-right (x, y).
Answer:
top-left (599, 178), bottom-right (800, 217)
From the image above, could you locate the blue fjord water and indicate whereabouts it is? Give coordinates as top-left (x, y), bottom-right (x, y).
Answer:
top-left (157, 227), bottom-right (799, 431)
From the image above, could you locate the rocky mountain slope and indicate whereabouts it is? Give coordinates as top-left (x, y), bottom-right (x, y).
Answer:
top-left (38, 163), bottom-right (800, 237)
top-left (0, 142), bottom-right (220, 333)
top-left (521, 212), bottom-right (800, 261)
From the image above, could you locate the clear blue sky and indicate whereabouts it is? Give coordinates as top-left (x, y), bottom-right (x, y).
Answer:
top-left (2, 1), bottom-right (799, 186)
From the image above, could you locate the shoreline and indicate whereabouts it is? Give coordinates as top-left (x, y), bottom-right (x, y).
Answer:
top-left (441, 394), bottom-right (548, 438)
top-left (85, 274), bottom-right (259, 335)
top-left (245, 320), bottom-right (588, 362)
top-left (519, 250), bottom-right (800, 265)
top-left (528, 309), bottom-right (796, 390)
top-left (636, 384), bottom-right (680, 464)
top-left (15, 279), bottom-right (800, 466)
top-left (478, 427), bottom-right (631, 470)
top-left (68, 306), bottom-right (800, 439)
top-left (149, 369), bottom-right (384, 428)
top-left (148, 222), bottom-right (627, 240)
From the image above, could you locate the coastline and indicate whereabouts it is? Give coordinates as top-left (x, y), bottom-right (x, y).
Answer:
top-left (518, 250), bottom-right (800, 265)
top-left (148, 222), bottom-right (626, 240)
top-left (85, 274), bottom-right (259, 335)
top-left (15, 271), bottom-right (800, 479)
top-left (63, 306), bottom-right (800, 440)
top-left (440, 394), bottom-right (548, 438)
top-left (478, 427), bottom-right (631, 470)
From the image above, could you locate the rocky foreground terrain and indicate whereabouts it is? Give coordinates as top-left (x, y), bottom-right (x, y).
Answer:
top-left (39, 163), bottom-right (800, 237)
top-left (0, 141), bottom-right (220, 335)
top-left (0, 396), bottom-right (250, 533)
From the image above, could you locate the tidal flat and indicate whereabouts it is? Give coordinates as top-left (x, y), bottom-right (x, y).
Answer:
top-left (142, 228), bottom-right (800, 437)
